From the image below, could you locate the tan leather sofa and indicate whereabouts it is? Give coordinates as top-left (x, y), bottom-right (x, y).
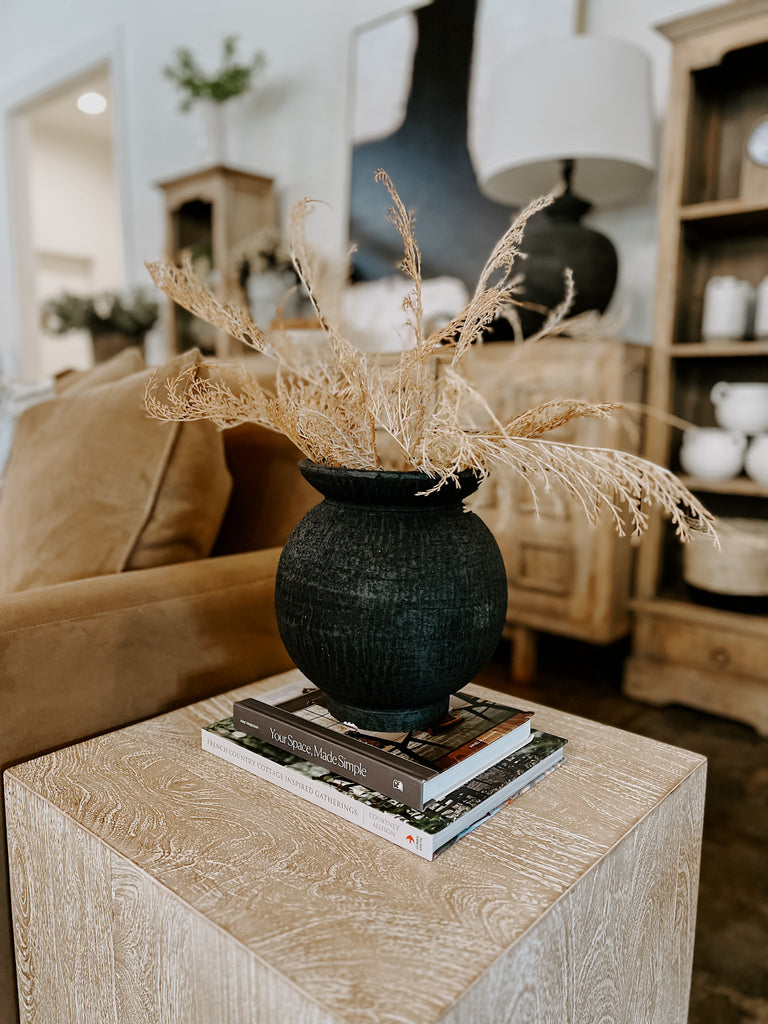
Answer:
top-left (0, 415), bottom-right (318, 1024)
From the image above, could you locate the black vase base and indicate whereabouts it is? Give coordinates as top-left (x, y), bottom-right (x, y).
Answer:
top-left (324, 694), bottom-right (450, 733)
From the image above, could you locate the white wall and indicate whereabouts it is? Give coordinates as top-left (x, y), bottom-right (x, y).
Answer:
top-left (29, 128), bottom-right (120, 284)
top-left (0, 0), bottom-right (720, 378)
top-left (0, 0), bottom-right (425, 377)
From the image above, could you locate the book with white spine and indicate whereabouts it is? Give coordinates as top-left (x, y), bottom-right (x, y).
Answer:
top-left (202, 718), bottom-right (566, 860)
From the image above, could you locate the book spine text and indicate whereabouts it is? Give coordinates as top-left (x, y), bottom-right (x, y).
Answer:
top-left (232, 702), bottom-right (428, 809)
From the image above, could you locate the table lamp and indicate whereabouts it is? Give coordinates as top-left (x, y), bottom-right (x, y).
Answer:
top-left (473, 35), bottom-right (656, 336)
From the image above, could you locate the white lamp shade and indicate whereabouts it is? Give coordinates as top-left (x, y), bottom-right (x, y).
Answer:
top-left (476, 36), bottom-right (656, 207)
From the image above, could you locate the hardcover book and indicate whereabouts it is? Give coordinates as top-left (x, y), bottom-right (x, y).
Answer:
top-left (202, 719), bottom-right (566, 860)
top-left (233, 683), bottom-right (534, 810)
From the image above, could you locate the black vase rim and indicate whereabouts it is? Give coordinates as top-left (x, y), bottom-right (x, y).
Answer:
top-left (298, 459), bottom-right (483, 506)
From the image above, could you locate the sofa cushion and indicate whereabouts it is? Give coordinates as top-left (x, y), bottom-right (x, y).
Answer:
top-left (0, 349), bottom-right (232, 593)
top-left (214, 423), bottom-right (319, 555)
top-left (55, 346), bottom-right (146, 395)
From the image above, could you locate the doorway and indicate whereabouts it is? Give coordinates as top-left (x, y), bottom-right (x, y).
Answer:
top-left (11, 63), bottom-right (124, 379)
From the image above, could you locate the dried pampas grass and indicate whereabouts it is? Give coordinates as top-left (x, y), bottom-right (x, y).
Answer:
top-left (145, 170), bottom-right (716, 544)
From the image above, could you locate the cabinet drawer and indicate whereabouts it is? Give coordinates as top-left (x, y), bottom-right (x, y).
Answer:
top-left (633, 605), bottom-right (768, 680)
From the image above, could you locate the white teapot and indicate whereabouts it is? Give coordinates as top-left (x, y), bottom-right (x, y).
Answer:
top-left (679, 427), bottom-right (746, 481)
top-left (745, 435), bottom-right (768, 486)
top-left (711, 381), bottom-right (768, 434)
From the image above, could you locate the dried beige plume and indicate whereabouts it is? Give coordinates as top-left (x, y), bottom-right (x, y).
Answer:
top-left (145, 170), bottom-right (716, 543)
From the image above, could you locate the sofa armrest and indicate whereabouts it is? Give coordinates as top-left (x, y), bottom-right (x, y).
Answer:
top-left (0, 548), bottom-right (293, 773)
top-left (0, 549), bottom-right (295, 1023)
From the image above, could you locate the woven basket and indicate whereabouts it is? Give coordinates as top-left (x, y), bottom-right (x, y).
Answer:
top-left (684, 517), bottom-right (768, 595)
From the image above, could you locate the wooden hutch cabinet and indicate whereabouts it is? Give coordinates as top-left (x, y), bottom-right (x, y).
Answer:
top-left (624, 1), bottom-right (768, 735)
top-left (157, 166), bottom-right (276, 359)
top-left (466, 338), bottom-right (647, 682)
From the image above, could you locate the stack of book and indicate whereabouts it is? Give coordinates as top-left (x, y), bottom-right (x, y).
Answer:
top-left (202, 678), bottom-right (566, 861)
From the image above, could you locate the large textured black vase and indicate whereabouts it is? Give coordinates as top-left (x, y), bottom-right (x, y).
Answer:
top-left (274, 461), bottom-right (508, 731)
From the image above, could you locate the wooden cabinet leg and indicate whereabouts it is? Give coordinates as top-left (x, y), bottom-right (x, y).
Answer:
top-left (510, 626), bottom-right (537, 685)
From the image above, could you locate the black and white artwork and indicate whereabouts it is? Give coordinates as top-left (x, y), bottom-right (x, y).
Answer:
top-left (348, 0), bottom-right (513, 295)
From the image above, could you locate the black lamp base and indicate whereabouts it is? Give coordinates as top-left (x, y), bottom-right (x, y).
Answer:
top-left (491, 160), bottom-right (619, 340)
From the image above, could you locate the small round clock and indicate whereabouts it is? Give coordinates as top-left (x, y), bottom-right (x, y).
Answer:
top-left (746, 116), bottom-right (768, 167)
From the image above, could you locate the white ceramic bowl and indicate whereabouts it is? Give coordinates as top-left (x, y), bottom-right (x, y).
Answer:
top-left (745, 434), bottom-right (768, 486)
top-left (679, 427), bottom-right (746, 481)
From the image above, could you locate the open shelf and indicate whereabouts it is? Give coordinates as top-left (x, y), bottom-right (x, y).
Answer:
top-left (679, 199), bottom-right (768, 232)
top-left (678, 474), bottom-right (768, 497)
top-left (158, 166), bottom-right (276, 358)
top-left (682, 36), bottom-right (768, 207)
top-left (629, 3), bottom-right (768, 735)
top-left (669, 340), bottom-right (768, 356)
top-left (674, 226), bottom-right (768, 346)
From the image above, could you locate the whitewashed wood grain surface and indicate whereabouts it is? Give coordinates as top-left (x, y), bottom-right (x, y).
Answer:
top-left (5, 670), bottom-right (706, 1024)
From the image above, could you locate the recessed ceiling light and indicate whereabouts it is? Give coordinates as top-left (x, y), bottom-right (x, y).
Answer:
top-left (76, 92), bottom-right (107, 115)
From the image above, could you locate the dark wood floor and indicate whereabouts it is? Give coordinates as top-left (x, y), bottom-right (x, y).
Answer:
top-left (479, 636), bottom-right (768, 1024)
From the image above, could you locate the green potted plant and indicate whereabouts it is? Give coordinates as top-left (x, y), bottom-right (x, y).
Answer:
top-left (164, 35), bottom-right (267, 164)
top-left (42, 288), bottom-right (159, 364)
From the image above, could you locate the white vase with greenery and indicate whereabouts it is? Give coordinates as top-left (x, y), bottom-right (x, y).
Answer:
top-left (196, 99), bottom-right (228, 164)
top-left (164, 35), bottom-right (266, 167)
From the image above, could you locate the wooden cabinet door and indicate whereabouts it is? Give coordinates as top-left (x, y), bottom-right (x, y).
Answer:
top-left (466, 338), bottom-right (645, 644)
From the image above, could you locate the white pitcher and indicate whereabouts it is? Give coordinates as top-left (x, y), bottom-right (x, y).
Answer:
top-left (701, 276), bottom-right (754, 341)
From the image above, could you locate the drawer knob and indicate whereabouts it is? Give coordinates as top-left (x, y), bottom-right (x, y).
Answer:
top-left (709, 646), bottom-right (732, 669)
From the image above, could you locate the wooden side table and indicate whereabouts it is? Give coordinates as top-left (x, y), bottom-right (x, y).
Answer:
top-left (5, 670), bottom-right (706, 1024)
